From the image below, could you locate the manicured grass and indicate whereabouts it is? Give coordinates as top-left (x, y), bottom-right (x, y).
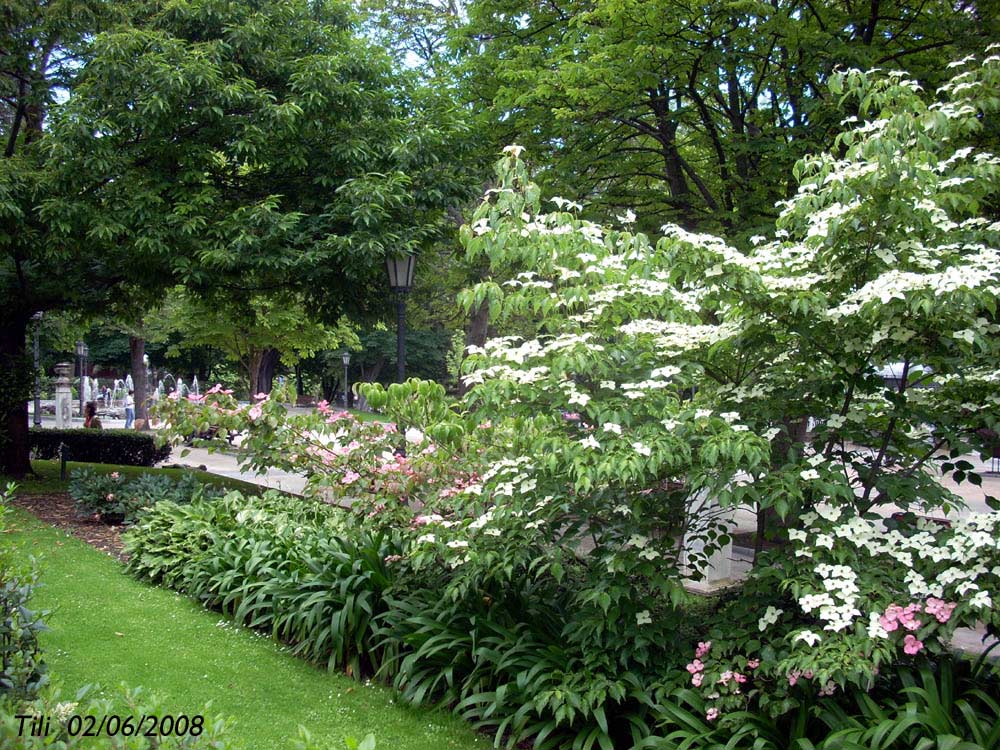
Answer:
top-left (3, 459), bottom-right (263, 495)
top-left (7, 510), bottom-right (484, 750)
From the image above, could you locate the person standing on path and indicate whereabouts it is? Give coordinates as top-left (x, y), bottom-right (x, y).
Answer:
top-left (124, 389), bottom-right (135, 429)
top-left (83, 401), bottom-right (102, 429)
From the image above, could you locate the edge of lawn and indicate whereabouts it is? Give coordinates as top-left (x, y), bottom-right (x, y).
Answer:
top-left (5, 501), bottom-right (485, 750)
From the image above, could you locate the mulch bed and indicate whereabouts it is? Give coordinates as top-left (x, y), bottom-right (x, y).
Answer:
top-left (10, 493), bottom-right (128, 561)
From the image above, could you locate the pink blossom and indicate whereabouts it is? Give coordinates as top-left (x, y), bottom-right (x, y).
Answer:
top-left (746, 658), bottom-right (760, 669)
top-left (413, 514), bottom-right (443, 526)
top-left (478, 420), bottom-right (493, 429)
top-left (803, 670), bottom-right (814, 680)
top-left (382, 422), bottom-right (398, 433)
top-left (248, 403), bottom-right (263, 421)
top-left (562, 412), bottom-right (581, 421)
top-left (110, 472), bottom-right (120, 480)
top-left (787, 670), bottom-right (801, 686)
top-left (903, 634), bottom-right (924, 655)
top-left (105, 493), bottom-right (115, 501)
top-left (384, 554), bottom-right (403, 564)
top-left (316, 400), bottom-right (331, 413)
top-left (733, 673), bottom-right (747, 684)
top-left (705, 708), bottom-right (719, 722)
top-left (695, 641), bottom-right (712, 659)
top-left (879, 614), bottom-right (899, 632)
top-left (685, 660), bottom-right (704, 674)
top-left (253, 392), bottom-right (270, 401)
top-left (168, 390), bottom-right (181, 401)
top-left (187, 394), bottom-right (205, 403)
top-left (341, 470), bottom-right (361, 485)
top-left (925, 598), bottom-right (956, 623)
top-left (691, 672), bottom-right (703, 687)
top-left (717, 671), bottom-right (733, 686)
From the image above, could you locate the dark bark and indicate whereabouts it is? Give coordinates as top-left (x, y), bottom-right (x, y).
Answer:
top-left (250, 347), bottom-right (280, 396)
top-left (129, 336), bottom-right (148, 430)
top-left (0, 315), bottom-right (33, 478)
top-left (459, 301), bottom-right (491, 396)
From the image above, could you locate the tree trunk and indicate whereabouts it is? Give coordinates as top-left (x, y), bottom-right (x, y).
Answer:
top-left (458, 301), bottom-right (491, 396)
top-left (129, 335), bottom-right (148, 430)
top-left (249, 347), bottom-right (279, 397)
top-left (0, 315), bottom-right (33, 478)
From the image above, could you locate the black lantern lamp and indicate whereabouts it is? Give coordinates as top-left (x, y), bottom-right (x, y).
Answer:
top-left (386, 255), bottom-right (416, 382)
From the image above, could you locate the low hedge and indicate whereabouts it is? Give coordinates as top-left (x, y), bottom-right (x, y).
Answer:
top-left (29, 428), bottom-right (171, 467)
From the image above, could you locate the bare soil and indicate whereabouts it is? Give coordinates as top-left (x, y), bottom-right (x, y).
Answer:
top-left (10, 492), bottom-right (128, 561)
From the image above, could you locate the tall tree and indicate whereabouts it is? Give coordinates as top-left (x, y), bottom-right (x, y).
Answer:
top-left (1, 0), bottom-right (111, 475)
top-left (455, 0), bottom-right (999, 235)
top-left (160, 290), bottom-right (358, 398)
top-left (0, 0), bottom-right (471, 476)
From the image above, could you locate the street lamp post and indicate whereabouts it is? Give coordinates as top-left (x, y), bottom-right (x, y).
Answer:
top-left (32, 313), bottom-right (42, 427)
top-left (385, 255), bottom-right (416, 383)
top-left (341, 351), bottom-right (351, 409)
top-left (75, 340), bottom-right (88, 420)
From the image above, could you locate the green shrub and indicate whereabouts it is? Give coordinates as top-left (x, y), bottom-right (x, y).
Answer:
top-left (0, 484), bottom-right (48, 702)
top-left (378, 584), bottom-right (664, 750)
top-left (124, 492), bottom-right (395, 677)
top-left (640, 659), bottom-right (1000, 750)
top-left (69, 469), bottom-right (226, 525)
top-left (30, 428), bottom-right (171, 467)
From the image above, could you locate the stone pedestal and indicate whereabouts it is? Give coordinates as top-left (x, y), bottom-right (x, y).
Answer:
top-left (54, 362), bottom-right (73, 428)
top-left (681, 490), bottom-right (736, 593)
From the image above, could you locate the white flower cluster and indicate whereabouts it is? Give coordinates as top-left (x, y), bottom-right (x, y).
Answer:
top-left (618, 320), bottom-right (741, 353)
top-left (827, 246), bottom-right (999, 319)
top-left (806, 564), bottom-right (861, 632)
top-left (789, 511), bottom-right (1000, 634)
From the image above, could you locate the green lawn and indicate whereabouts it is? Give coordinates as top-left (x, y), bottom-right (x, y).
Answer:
top-left (4, 459), bottom-right (263, 495)
top-left (6, 510), bottom-right (484, 750)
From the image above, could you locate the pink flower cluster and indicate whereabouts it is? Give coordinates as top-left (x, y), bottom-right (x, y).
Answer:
top-left (316, 400), bottom-right (356, 424)
top-left (206, 384), bottom-right (233, 395)
top-left (924, 597), bottom-right (956, 623)
top-left (439, 471), bottom-right (482, 499)
top-left (879, 603), bottom-right (922, 632)
top-left (717, 670), bottom-right (747, 687)
top-left (903, 634), bottom-right (924, 655)
top-left (687, 643), bottom-right (713, 688)
top-left (685, 658), bottom-right (704, 686)
top-left (788, 669), bottom-right (814, 686)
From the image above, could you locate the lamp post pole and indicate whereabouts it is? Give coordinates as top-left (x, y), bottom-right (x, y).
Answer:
top-left (75, 340), bottom-right (87, 421)
top-left (385, 255), bottom-right (415, 384)
top-left (32, 313), bottom-right (42, 427)
top-left (341, 351), bottom-right (351, 409)
top-left (395, 296), bottom-right (406, 384)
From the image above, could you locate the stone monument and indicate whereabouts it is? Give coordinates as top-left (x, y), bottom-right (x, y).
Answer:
top-left (681, 490), bottom-right (736, 593)
top-left (54, 362), bottom-right (73, 428)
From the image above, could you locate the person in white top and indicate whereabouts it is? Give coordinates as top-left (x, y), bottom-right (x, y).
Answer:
top-left (124, 389), bottom-right (135, 429)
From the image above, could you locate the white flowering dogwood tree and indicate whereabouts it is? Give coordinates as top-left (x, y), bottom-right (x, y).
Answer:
top-left (156, 50), bottom-right (1000, 700)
